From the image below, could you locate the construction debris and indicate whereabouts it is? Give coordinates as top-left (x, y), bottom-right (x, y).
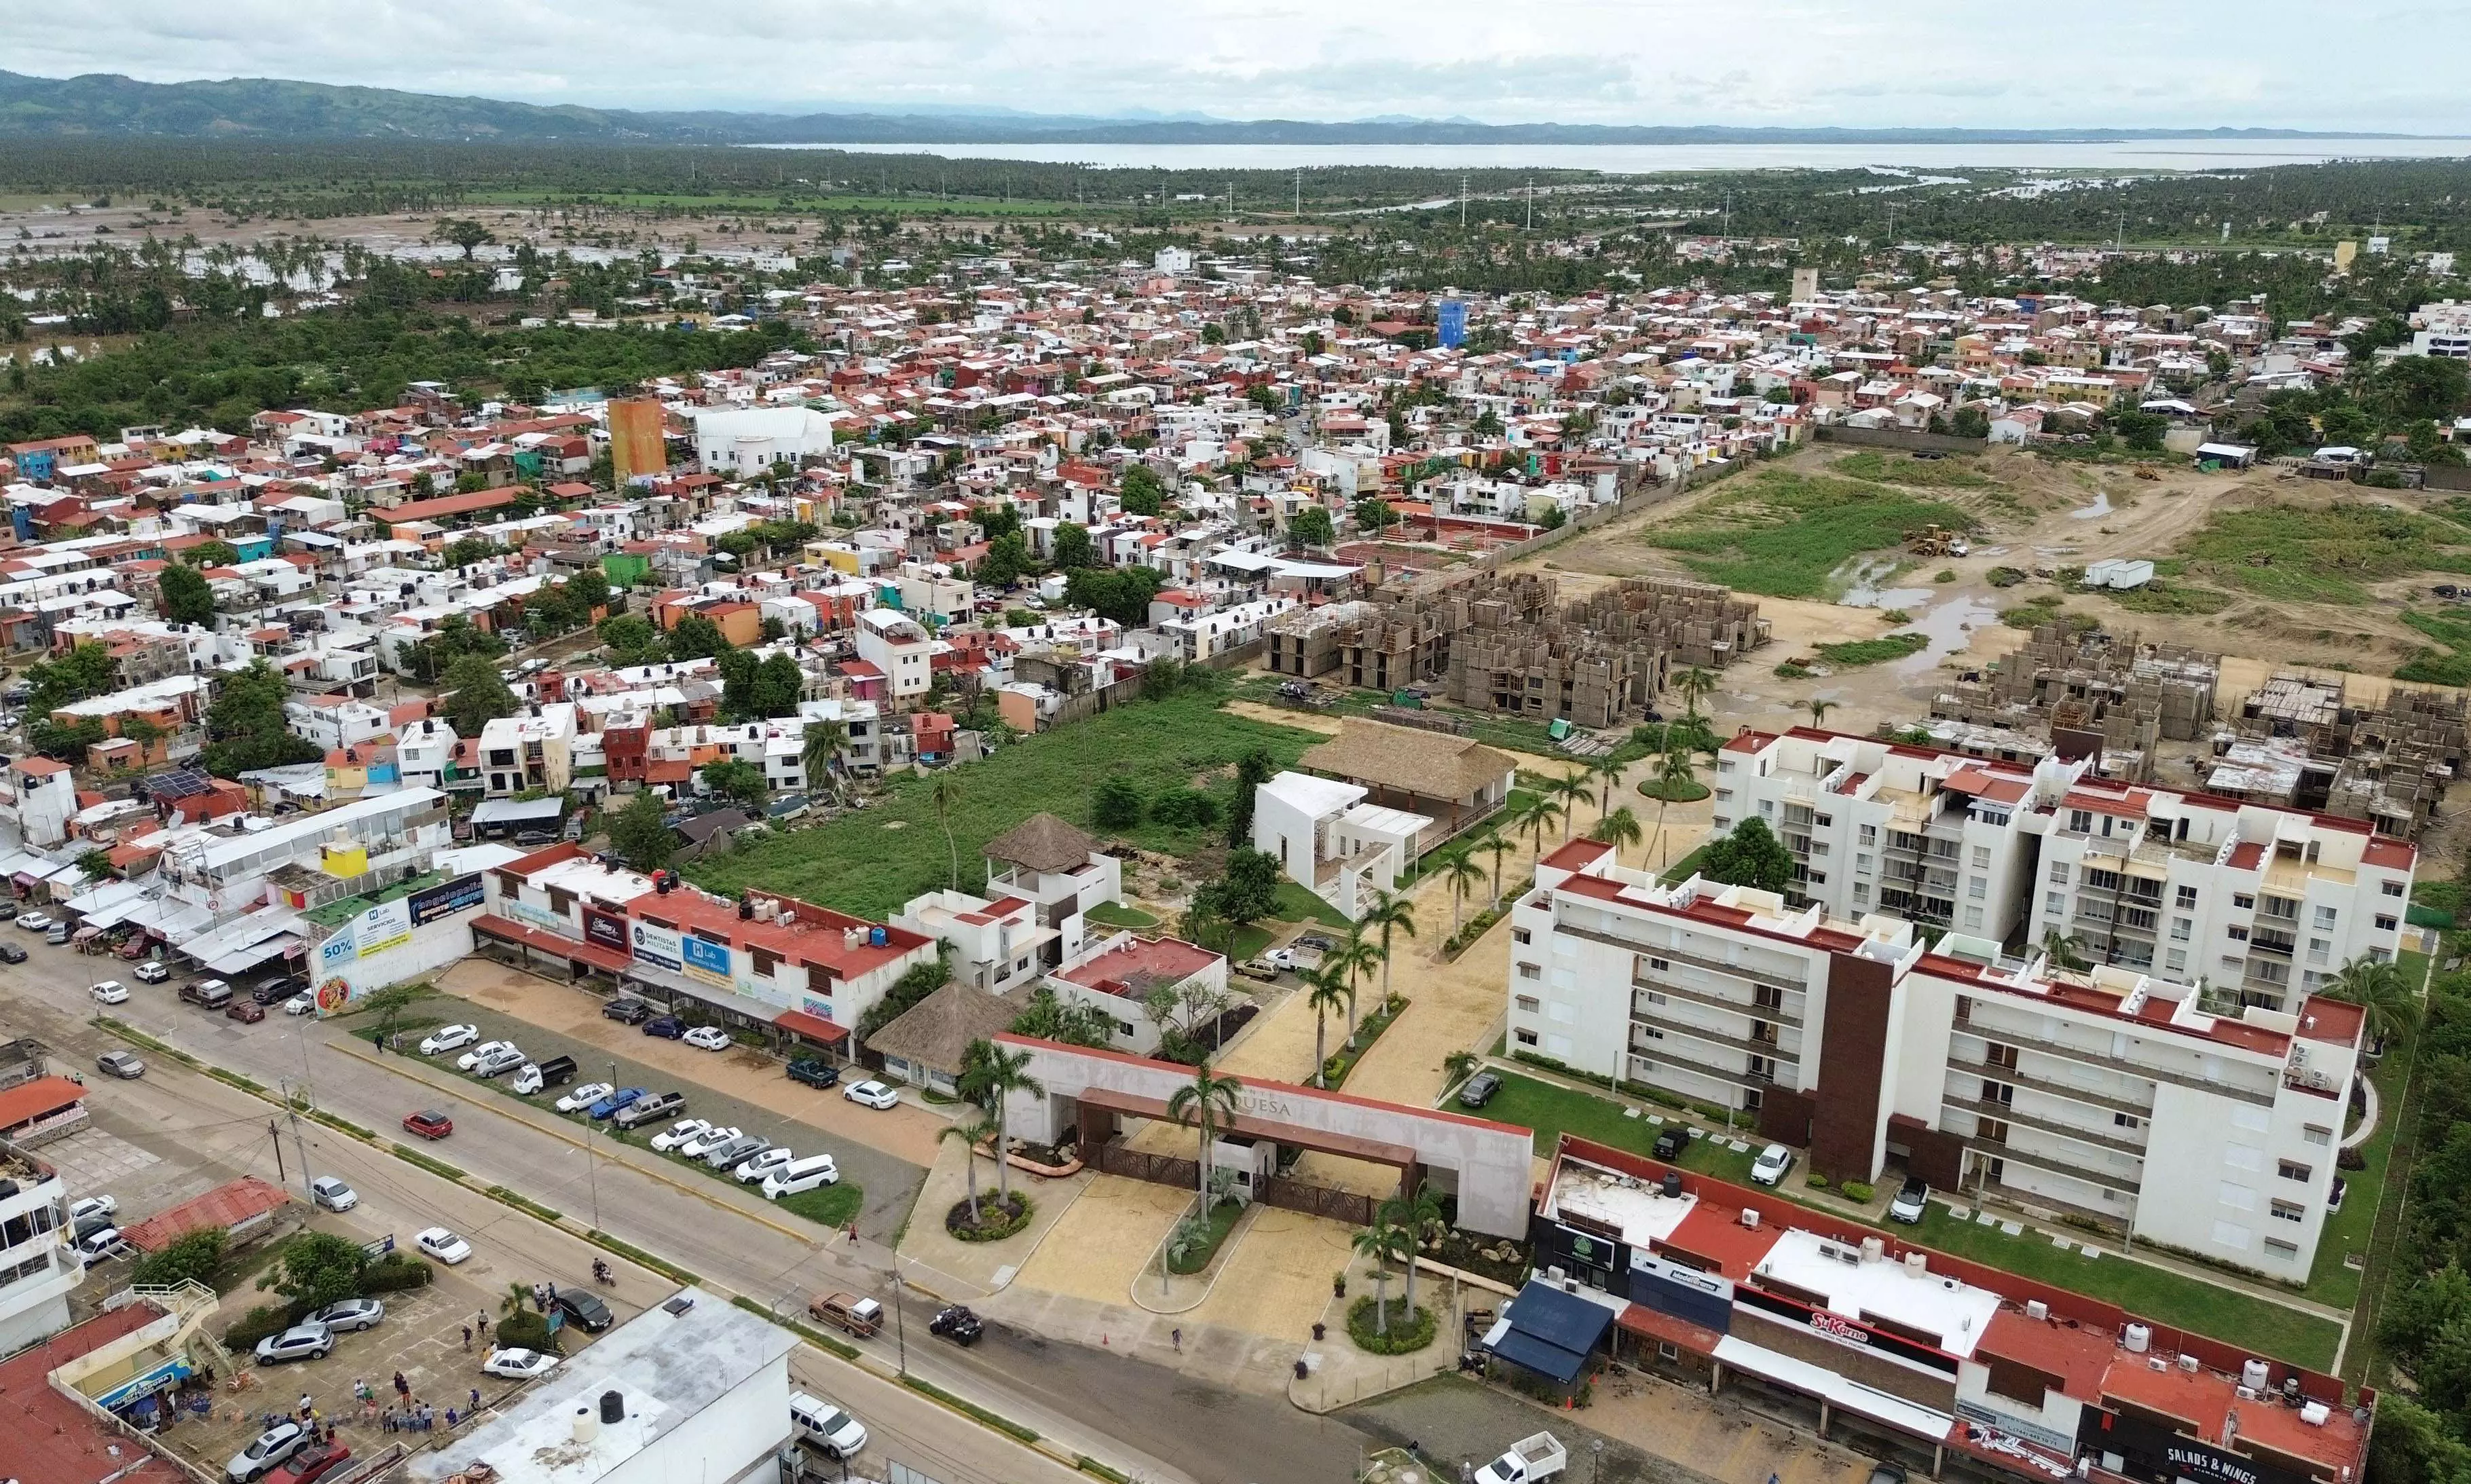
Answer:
top-left (1930, 622), bottom-right (2221, 779)
top-left (2221, 673), bottom-right (2466, 837)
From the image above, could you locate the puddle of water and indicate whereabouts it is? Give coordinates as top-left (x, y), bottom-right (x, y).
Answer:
top-left (2068, 491), bottom-right (2113, 521)
top-left (1832, 555), bottom-right (1930, 609)
top-left (1893, 595), bottom-right (2001, 674)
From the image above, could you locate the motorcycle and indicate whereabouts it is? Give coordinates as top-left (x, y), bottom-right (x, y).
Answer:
top-left (591, 1260), bottom-right (616, 1288)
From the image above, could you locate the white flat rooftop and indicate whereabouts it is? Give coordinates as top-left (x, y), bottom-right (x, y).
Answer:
top-left (1753, 1227), bottom-right (2002, 1359)
top-left (1339, 802), bottom-right (1434, 839)
top-left (1544, 1158), bottom-right (1698, 1250)
top-left (1265, 769), bottom-right (1363, 819)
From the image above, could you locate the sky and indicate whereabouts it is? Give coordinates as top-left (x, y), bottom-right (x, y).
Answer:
top-left (5, 0), bottom-right (2468, 132)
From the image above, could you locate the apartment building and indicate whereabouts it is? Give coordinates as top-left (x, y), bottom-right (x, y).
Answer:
top-left (475, 704), bottom-right (578, 797)
top-left (1507, 838), bottom-right (2365, 1281)
top-left (0, 1138), bottom-right (79, 1353)
top-left (1711, 729), bottom-right (2413, 1009)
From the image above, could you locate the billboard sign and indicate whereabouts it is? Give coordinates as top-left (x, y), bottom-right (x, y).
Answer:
top-left (358, 899), bottom-right (413, 958)
top-left (409, 874), bottom-right (484, 925)
top-left (631, 921), bottom-right (683, 973)
top-left (681, 933), bottom-right (733, 988)
top-left (582, 908), bottom-right (628, 953)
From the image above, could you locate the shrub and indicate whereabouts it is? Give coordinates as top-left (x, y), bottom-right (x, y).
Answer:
top-left (222, 1303), bottom-right (293, 1350)
top-left (1346, 1295), bottom-right (1437, 1355)
top-left (947, 1193), bottom-right (1033, 1242)
top-left (1147, 787), bottom-right (1219, 830)
top-left (1806, 1172), bottom-right (1831, 1190)
top-left (130, 1227), bottom-right (226, 1291)
top-left (494, 1310), bottom-right (557, 1354)
top-left (360, 1255), bottom-right (434, 1293)
top-left (1840, 1181), bottom-right (1875, 1203)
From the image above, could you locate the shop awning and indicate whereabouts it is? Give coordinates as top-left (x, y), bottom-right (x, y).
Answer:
top-left (774, 1009), bottom-right (850, 1045)
top-left (472, 914), bottom-right (632, 975)
top-left (1483, 1280), bottom-right (1616, 1385)
top-left (1711, 1334), bottom-right (1956, 1441)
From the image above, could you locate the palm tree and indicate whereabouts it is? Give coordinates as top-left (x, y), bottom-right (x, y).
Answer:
top-left (929, 773), bottom-right (964, 890)
top-left (1549, 774), bottom-right (1591, 839)
top-left (1166, 1060), bottom-right (1244, 1220)
top-left (1588, 805), bottom-right (1644, 863)
top-left (1327, 930), bottom-right (1381, 1047)
top-left (499, 1280), bottom-right (534, 1319)
top-left (800, 719), bottom-right (848, 798)
top-left (1806, 699), bottom-right (1838, 729)
top-left (1352, 1213), bottom-right (1406, 1335)
top-left (1674, 666), bottom-right (1717, 723)
top-left (1439, 853), bottom-right (1487, 933)
top-left (1389, 1181), bottom-right (1446, 1322)
top-left (2326, 954), bottom-right (2421, 1045)
top-left (1517, 796), bottom-right (1563, 859)
top-left (1651, 749), bottom-right (1699, 868)
top-left (1443, 1050), bottom-right (1481, 1089)
top-left (2039, 927), bottom-right (2091, 972)
top-left (1481, 832), bottom-right (1512, 908)
top-left (1356, 889), bottom-right (1418, 1016)
top-left (1591, 754), bottom-right (1628, 822)
top-left (958, 1040), bottom-right (1043, 1204)
top-left (1304, 967), bottom-right (1350, 1088)
top-left (940, 1114), bottom-right (999, 1226)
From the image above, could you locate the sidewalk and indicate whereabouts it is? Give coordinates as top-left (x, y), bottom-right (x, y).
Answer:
top-left (895, 1132), bottom-right (1092, 1299)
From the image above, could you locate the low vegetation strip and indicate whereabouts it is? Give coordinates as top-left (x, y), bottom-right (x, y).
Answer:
top-left (391, 1143), bottom-right (468, 1182)
top-left (587, 1229), bottom-right (700, 1287)
top-left (730, 1295), bottom-right (859, 1360)
top-left (1811, 632), bottom-right (1929, 667)
top-left (2172, 500), bottom-right (2471, 607)
top-left (1643, 469), bottom-right (1974, 599)
top-left (94, 1016), bottom-right (198, 1066)
top-left (487, 1185), bottom-right (565, 1224)
top-left (902, 1374), bottom-right (1041, 1443)
top-left (688, 690), bottom-right (1326, 918)
top-left (1831, 451), bottom-right (1998, 489)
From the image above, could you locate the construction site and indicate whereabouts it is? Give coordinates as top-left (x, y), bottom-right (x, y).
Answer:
top-left (2202, 673), bottom-right (2468, 838)
top-left (1928, 622), bottom-right (2223, 781)
top-left (1263, 573), bottom-right (1768, 730)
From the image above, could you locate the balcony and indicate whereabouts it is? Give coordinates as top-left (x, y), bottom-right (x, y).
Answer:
top-left (1628, 1039), bottom-right (1776, 1091)
top-left (1943, 1092), bottom-right (2149, 1156)
top-left (1631, 1000), bottom-right (1802, 1062)
top-left (1953, 1009), bottom-right (2273, 1106)
top-left (1973, 1134), bottom-right (2144, 1195)
top-left (1633, 974), bottom-right (1804, 1028)
top-left (1555, 920), bottom-right (1807, 991)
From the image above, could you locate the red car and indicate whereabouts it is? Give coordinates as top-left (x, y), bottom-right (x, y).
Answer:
top-left (225, 1000), bottom-right (266, 1024)
top-left (402, 1109), bottom-right (453, 1140)
top-left (268, 1441), bottom-right (352, 1484)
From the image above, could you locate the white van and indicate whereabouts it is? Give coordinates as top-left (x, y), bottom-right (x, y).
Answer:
top-left (788, 1391), bottom-right (868, 1459)
top-left (761, 1154), bottom-right (840, 1201)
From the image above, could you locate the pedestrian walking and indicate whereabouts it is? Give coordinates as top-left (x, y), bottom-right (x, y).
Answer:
top-left (394, 1371), bottom-right (409, 1402)
top-left (546, 1280), bottom-right (557, 1305)
top-left (382, 1410), bottom-right (396, 1434)
top-left (460, 1324), bottom-right (472, 1351)
top-left (298, 1393), bottom-right (313, 1420)
top-left (469, 1388), bottom-right (481, 1411)
top-left (1171, 1327), bottom-right (1182, 1352)
top-left (447, 1407), bottom-right (459, 1428)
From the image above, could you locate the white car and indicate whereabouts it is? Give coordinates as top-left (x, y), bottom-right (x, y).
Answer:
top-left (483, 1347), bottom-right (560, 1380)
top-left (1750, 1143), bottom-right (1795, 1187)
top-left (88, 980), bottom-right (127, 1004)
top-left (734, 1147), bottom-right (797, 1184)
top-left (456, 1039), bottom-right (518, 1071)
top-left (225, 1420), bottom-right (308, 1483)
top-left (842, 1079), bottom-right (899, 1110)
top-left (132, 960), bottom-right (170, 983)
top-left (69, 1194), bottom-right (117, 1224)
top-left (557, 1081), bottom-right (614, 1113)
top-left (648, 1117), bottom-right (712, 1153)
top-left (420, 1024), bottom-right (480, 1055)
top-left (283, 992), bottom-right (317, 1016)
top-left (414, 1226), bottom-right (472, 1264)
top-left (679, 1124), bottom-right (743, 1158)
top-left (682, 1026), bottom-right (731, 1052)
top-left (14, 910), bottom-right (51, 931)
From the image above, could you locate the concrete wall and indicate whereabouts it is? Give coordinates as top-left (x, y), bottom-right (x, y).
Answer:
top-left (996, 1033), bottom-right (1536, 1236)
top-left (1813, 426), bottom-right (1990, 456)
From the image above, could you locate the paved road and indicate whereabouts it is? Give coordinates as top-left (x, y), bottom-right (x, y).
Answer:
top-left (7, 938), bottom-right (1374, 1484)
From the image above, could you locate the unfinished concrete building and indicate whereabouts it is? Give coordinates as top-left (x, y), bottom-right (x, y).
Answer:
top-left (2225, 673), bottom-right (2466, 836)
top-left (1929, 623), bottom-right (2221, 781)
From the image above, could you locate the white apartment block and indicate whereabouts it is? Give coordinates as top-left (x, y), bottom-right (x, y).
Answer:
top-left (0, 1139), bottom-right (80, 1353)
top-left (854, 607), bottom-right (935, 704)
top-left (1508, 838), bottom-right (2368, 1282)
top-left (1711, 728), bottom-right (2413, 1010)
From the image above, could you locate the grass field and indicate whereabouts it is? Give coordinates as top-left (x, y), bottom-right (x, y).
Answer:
top-left (1482, 1068), bottom-right (2343, 1369)
top-left (1813, 632), bottom-right (1930, 667)
top-left (1644, 469), bottom-right (1975, 599)
top-left (1831, 451), bottom-right (1999, 489)
top-left (2171, 501), bottom-right (2471, 607)
top-left (690, 692), bottom-right (1326, 919)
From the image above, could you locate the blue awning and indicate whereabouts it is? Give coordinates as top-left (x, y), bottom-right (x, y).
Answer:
top-left (1485, 1280), bottom-right (1614, 1385)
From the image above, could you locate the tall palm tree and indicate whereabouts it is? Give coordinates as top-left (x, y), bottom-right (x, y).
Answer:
top-left (1166, 1059), bottom-right (1244, 1221)
top-left (1591, 754), bottom-right (1628, 822)
top-left (2327, 954), bottom-right (2421, 1045)
top-left (1481, 832), bottom-right (1512, 908)
top-left (1651, 749), bottom-right (1699, 868)
top-left (1352, 1212), bottom-right (1407, 1336)
top-left (958, 1040), bottom-right (1043, 1204)
top-left (800, 719), bottom-right (848, 798)
top-left (1518, 796), bottom-right (1563, 859)
top-left (1326, 930), bottom-right (1381, 1046)
top-left (1549, 774), bottom-right (1591, 839)
top-left (1439, 852), bottom-right (1487, 934)
top-left (1806, 699), bottom-right (1838, 729)
top-left (1588, 805), bottom-right (1644, 863)
top-left (1356, 889), bottom-right (1417, 1016)
top-left (1389, 1181), bottom-right (1446, 1321)
top-left (940, 1113), bottom-right (999, 1226)
top-left (1674, 666), bottom-right (1716, 724)
top-left (1304, 967), bottom-right (1350, 1088)
top-left (2039, 927), bottom-right (2091, 972)
top-left (929, 773), bottom-right (964, 890)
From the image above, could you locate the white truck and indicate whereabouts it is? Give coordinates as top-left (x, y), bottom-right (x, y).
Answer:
top-left (1475, 1433), bottom-right (1568, 1484)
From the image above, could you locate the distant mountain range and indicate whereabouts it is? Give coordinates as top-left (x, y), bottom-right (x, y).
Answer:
top-left (0, 70), bottom-right (2430, 147)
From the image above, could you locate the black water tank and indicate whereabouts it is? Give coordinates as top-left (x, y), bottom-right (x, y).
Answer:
top-left (1661, 1170), bottom-right (1683, 1200)
top-left (599, 1390), bottom-right (624, 1425)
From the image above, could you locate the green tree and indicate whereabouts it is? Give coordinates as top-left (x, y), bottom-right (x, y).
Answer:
top-left (1588, 805), bottom-right (1645, 863)
top-left (261, 1231), bottom-right (368, 1313)
top-left (130, 1227), bottom-right (225, 1289)
top-left (1304, 967), bottom-right (1350, 1089)
top-left (359, 983), bottom-right (428, 1048)
top-left (699, 758), bottom-right (768, 808)
top-left (930, 772), bottom-right (964, 890)
top-left (432, 218), bottom-right (497, 259)
top-left (1093, 773), bottom-right (1145, 830)
top-left (24, 641), bottom-right (119, 713)
top-left (597, 613), bottom-right (661, 664)
top-left (1472, 407), bottom-right (1504, 437)
top-left (667, 613), bottom-right (729, 661)
top-left (957, 1039), bottom-right (1043, 1204)
top-left (2368, 354), bottom-right (2471, 429)
top-left (1388, 1181), bottom-right (1445, 1321)
top-left (1698, 817), bottom-right (1793, 893)
top-left (610, 788), bottom-right (675, 872)
top-left (1217, 847), bottom-right (1281, 926)
top-left (1118, 463), bottom-right (1167, 517)
top-left (441, 654), bottom-right (518, 741)
top-left (940, 1114), bottom-right (999, 1226)
top-left (2328, 954), bottom-right (2422, 1045)
top-left (2113, 410), bottom-right (2168, 452)
top-left (749, 652), bottom-right (804, 718)
top-left (800, 718), bottom-right (847, 795)
top-left (1355, 888), bottom-right (1417, 1013)
top-left (565, 567), bottom-right (611, 612)
top-left (1287, 505), bottom-right (1335, 551)
top-left (1227, 747), bottom-right (1276, 847)
top-left (201, 658), bottom-right (320, 777)
top-left (1353, 496), bottom-right (1396, 532)
top-left (1439, 851), bottom-right (1487, 934)
top-left (1354, 1210), bottom-right (1408, 1337)
top-left (183, 539), bottom-right (240, 568)
top-left (977, 533), bottom-right (1032, 587)
top-left (157, 562), bottom-right (217, 627)
top-left (1052, 522), bottom-right (1096, 570)
top-left (1166, 1059), bottom-right (1243, 1219)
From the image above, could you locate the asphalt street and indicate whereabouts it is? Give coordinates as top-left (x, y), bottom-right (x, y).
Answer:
top-left (5, 938), bottom-right (1372, 1484)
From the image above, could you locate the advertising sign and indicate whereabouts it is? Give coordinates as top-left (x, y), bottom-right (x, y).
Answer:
top-left (582, 908), bottom-right (628, 953)
top-left (681, 933), bottom-right (733, 988)
top-left (319, 923), bottom-right (356, 973)
top-left (358, 898), bottom-right (413, 958)
top-left (631, 921), bottom-right (683, 973)
top-left (409, 874), bottom-right (485, 925)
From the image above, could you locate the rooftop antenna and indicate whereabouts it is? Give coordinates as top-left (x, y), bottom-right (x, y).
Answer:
top-left (1462, 176), bottom-right (1468, 229)
top-left (1295, 169), bottom-right (1301, 218)
top-left (1525, 180), bottom-right (1534, 232)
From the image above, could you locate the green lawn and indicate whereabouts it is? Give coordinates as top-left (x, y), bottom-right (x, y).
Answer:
top-left (1483, 1069), bottom-right (2342, 1369)
top-left (1272, 880), bottom-right (1354, 929)
top-left (1086, 902), bottom-right (1161, 929)
top-left (775, 1183), bottom-right (865, 1229)
top-left (692, 692), bottom-right (1326, 919)
top-left (2305, 1016), bottom-right (2415, 1310)
top-left (1227, 923), bottom-right (1278, 962)
top-left (1643, 468), bottom-right (1975, 599)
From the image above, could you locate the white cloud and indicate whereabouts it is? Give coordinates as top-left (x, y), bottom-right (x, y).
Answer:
top-left (3, 0), bottom-right (2466, 130)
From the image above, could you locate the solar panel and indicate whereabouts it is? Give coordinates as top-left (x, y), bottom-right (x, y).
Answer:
top-left (141, 766), bottom-right (213, 800)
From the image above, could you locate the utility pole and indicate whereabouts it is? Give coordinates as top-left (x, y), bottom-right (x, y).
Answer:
top-left (1460, 175), bottom-right (1468, 229)
top-left (267, 1119), bottom-right (286, 1183)
top-left (279, 1081), bottom-right (313, 1203)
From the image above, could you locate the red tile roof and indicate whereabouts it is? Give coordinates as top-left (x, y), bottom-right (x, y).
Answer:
top-left (0, 1303), bottom-right (187, 1484)
top-left (382, 486), bottom-right (522, 525)
top-left (0, 1075), bottom-right (84, 1133)
top-left (116, 1176), bottom-right (291, 1253)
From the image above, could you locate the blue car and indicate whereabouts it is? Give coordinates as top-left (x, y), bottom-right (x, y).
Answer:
top-left (642, 1016), bottom-right (687, 1040)
top-left (588, 1087), bottom-right (646, 1120)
